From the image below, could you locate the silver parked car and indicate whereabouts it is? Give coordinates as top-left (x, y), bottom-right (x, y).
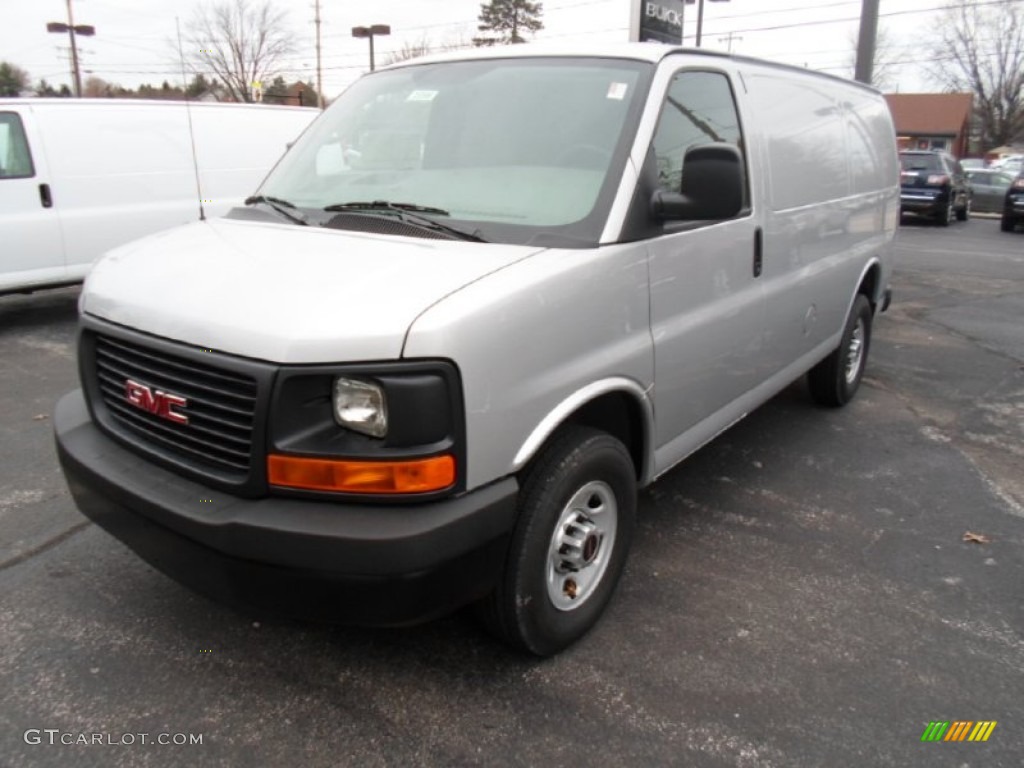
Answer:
top-left (966, 169), bottom-right (1018, 214)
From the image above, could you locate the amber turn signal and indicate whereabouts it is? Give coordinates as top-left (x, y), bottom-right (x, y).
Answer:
top-left (267, 454), bottom-right (455, 494)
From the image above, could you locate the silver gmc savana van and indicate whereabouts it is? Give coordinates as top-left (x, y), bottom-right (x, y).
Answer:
top-left (55, 44), bottom-right (898, 656)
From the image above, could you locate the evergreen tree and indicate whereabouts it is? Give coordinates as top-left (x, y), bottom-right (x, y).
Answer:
top-left (0, 61), bottom-right (30, 96)
top-left (475, 0), bottom-right (543, 46)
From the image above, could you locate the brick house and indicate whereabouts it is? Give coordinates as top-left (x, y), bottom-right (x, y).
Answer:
top-left (883, 93), bottom-right (973, 158)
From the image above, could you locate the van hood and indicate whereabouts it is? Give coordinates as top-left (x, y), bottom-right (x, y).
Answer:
top-left (82, 218), bottom-right (542, 363)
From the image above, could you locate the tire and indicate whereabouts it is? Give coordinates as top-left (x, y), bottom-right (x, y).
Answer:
top-left (479, 425), bottom-right (636, 656)
top-left (956, 195), bottom-right (970, 221)
top-left (936, 199), bottom-right (952, 226)
top-left (808, 294), bottom-right (873, 407)
top-left (1002, 216), bottom-right (1016, 232)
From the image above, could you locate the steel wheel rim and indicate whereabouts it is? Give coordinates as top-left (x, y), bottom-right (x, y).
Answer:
top-left (844, 318), bottom-right (866, 385)
top-left (546, 480), bottom-right (618, 611)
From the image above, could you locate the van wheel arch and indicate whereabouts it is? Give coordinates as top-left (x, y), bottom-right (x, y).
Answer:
top-left (512, 385), bottom-right (652, 484)
top-left (857, 262), bottom-right (881, 312)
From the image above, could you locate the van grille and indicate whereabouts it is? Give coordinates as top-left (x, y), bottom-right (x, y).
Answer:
top-left (94, 334), bottom-right (258, 476)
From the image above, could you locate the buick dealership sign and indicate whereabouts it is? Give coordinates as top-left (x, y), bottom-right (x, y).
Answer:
top-left (630, 0), bottom-right (693, 44)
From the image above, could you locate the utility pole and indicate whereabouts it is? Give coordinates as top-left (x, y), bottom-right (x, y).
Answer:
top-left (718, 31), bottom-right (742, 52)
top-left (314, 0), bottom-right (323, 108)
top-left (66, 0), bottom-right (82, 96)
top-left (46, 0), bottom-right (95, 97)
top-left (854, 0), bottom-right (880, 85)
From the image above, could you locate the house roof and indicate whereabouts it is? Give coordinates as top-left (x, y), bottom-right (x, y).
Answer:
top-left (884, 93), bottom-right (973, 136)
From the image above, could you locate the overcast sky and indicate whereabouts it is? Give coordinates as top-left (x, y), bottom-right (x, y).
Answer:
top-left (3, 0), bottom-right (952, 97)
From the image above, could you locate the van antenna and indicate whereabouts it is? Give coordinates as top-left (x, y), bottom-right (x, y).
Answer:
top-left (176, 16), bottom-right (206, 221)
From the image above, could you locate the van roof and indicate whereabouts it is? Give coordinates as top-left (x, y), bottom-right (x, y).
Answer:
top-left (380, 41), bottom-right (880, 93)
top-left (0, 98), bottom-right (317, 112)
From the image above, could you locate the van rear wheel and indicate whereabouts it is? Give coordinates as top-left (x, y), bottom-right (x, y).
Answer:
top-left (479, 426), bottom-right (635, 656)
top-left (808, 294), bottom-right (873, 407)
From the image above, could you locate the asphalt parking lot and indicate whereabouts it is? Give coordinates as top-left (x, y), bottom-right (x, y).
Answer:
top-left (1, 217), bottom-right (1022, 767)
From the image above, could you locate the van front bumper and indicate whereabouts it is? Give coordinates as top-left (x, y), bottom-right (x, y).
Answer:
top-left (54, 390), bottom-right (518, 626)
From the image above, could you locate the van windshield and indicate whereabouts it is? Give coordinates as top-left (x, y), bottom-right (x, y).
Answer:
top-left (254, 57), bottom-right (653, 247)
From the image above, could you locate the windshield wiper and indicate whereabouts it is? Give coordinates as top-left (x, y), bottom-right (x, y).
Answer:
top-left (322, 200), bottom-right (486, 242)
top-left (324, 200), bottom-right (451, 216)
top-left (244, 195), bottom-right (309, 226)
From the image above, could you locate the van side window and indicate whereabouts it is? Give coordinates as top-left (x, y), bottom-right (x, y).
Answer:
top-left (0, 112), bottom-right (34, 179)
top-left (651, 71), bottom-right (744, 194)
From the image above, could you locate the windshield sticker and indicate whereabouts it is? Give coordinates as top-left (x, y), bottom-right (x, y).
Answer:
top-left (607, 82), bottom-right (628, 100)
top-left (406, 90), bottom-right (439, 102)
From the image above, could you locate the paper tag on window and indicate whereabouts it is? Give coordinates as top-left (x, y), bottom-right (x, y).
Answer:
top-left (607, 82), bottom-right (628, 100)
top-left (406, 90), bottom-right (438, 102)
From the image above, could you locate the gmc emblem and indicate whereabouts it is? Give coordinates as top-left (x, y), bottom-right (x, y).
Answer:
top-left (124, 379), bottom-right (189, 425)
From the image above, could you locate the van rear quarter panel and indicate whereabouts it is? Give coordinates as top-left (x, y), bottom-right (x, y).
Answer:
top-left (28, 101), bottom-right (316, 280)
top-left (739, 66), bottom-right (897, 371)
top-left (402, 244), bottom-right (653, 492)
top-left (190, 106), bottom-right (314, 209)
top-left (34, 102), bottom-right (200, 273)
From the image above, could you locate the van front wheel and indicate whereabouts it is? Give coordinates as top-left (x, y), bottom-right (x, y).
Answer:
top-left (480, 426), bottom-right (636, 656)
top-left (808, 294), bottom-right (873, 407)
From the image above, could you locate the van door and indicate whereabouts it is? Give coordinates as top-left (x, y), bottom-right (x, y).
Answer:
top-left (0, 108), bottom-right (66, 292)
top-left (645, 70), bottom-right (767, 466)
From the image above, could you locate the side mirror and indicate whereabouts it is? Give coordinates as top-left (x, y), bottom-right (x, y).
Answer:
top-left (652, 143), bottom-right (744, 222)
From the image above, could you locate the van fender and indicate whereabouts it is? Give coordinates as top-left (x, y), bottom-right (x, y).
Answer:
top-left (852, 256), bottom-right (884, 311)
top-left (511, 377), bottom-right (656, 484)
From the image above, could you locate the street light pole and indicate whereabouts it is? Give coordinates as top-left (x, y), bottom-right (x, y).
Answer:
top-left (46, 0), bottom-right (95, 96)
top-left (696, 0), bottom-right (730, 48)
top-left (352, 25), bottom-right (391, 73)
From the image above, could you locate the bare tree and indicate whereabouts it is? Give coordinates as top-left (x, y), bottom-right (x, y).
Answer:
top-left (927, 0), bottom-right (1024, 149)
top-left (83, 76), bottom-right (113, 98)
top-left (178, 0), bottom-right (297, 103)
top-left (384, 37), bottom-right (435, 66)
top-left (384, 31), bottom-right (474, 66)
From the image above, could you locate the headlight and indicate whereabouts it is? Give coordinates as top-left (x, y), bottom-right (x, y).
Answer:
top-left (333, 377), bottom-right (387, 438)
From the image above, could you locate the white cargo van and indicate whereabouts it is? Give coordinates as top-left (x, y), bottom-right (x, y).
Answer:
top-left (0, 99), bottom-right (317, 294)
top-left (56, 45), bottom-right (899, 656)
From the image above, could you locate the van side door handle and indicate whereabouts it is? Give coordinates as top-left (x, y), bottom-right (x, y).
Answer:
top-left (39, 183), bottom-right (53, 208)
top-left (753, 227), bottom-right (763, 278)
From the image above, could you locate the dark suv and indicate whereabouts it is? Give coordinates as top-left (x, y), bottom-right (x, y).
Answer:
top-left (899, 150), bottom-right (971, 226)
top-left (1002, 172), bottom-right (1024, 232)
